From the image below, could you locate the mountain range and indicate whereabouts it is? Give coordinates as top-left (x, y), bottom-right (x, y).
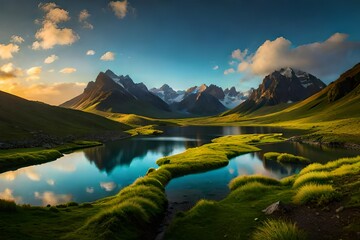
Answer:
top-left (150, 84), bottom-right (248, 115)
top-left (228, 67), bottom-right (326, 114)
top-left (61, 68), bottom-right (327, 117)
top-left (61, 70), bottom-right (173, 118)
top-left (61, 70), bottom-right (248, 116)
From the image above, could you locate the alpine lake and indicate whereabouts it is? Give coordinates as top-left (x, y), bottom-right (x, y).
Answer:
top-left (1, 126), bottom-right (359, 209)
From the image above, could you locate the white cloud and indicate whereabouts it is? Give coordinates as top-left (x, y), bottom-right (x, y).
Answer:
top-left (213, 65), bottom-right (219, 70)
top-left (79, 9), bottom-right (90, 22)
top-left (10, 35), bottom-right (25, 44)
top-left (0, 188), bottom-right (22, 203)
top-left (59, 67), bottom-right (76, 74)
top-left (232, 49), bottom-right (248, 61)
top-left (32, 4), bottom-right (79, 50)
top-left (0, 43), bottom-right (19, 59)
top-left (233, 33), bottom-right (360, 78)
top-left (45, 8), bottom-right (70, 24)
top-left (100, 182), bottom-right (117, 191)
top-left (34, 191), bottom-right (72, 206)
top-left (32, 22), bottom-right (79, 50)
top-left (39, 2), bottom-right (57, 12)
top-left (100, 51), bottom-right (115, 61)
top-left (0, 63), bottom-right (23, 80)
top-left (86, 50), bottom-right (95, 55)
top-left (109, 1), bottom-right (128, 19)
top-left (47, 179), bottom-right (55, 186)
top-left (25, 169), bottom-right (41, 181)
top-left (79, 9), bottom-right (93, 29)
top-left (44, 54), bottom-right (58, 64)
top-left (229, 60), bottom-right (237, 66)
top-left (86, 187), bottom-right (94, 193)
top-left (26, 66), bottom-right (42, 80)
top-left (224, 68), bottom-right (235, 75)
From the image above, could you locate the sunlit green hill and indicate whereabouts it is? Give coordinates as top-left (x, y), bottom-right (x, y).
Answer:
top-left (0, 90), bottom-right (130, 142)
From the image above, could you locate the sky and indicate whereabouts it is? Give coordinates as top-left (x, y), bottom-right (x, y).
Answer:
top-left (0, 0), bottom-right (360, 105)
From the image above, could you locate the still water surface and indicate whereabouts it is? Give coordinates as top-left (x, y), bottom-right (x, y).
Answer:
top-left (0, 126), bottom-right (358, 206)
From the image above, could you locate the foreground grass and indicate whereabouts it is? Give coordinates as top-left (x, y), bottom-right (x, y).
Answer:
top-left (252, 219), bottom-right (306, 240)
top-left (0, 141), bottom-right (102, 173)
top-left (0, 134), bottom-right (284, 240)
top-left (165, 156), bottom-right (360, 239)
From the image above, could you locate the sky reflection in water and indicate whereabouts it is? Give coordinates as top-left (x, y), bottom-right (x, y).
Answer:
top-left (0, 126), bottom-right (359, 206)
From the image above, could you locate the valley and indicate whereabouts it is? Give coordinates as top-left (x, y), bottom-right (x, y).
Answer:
top-left (0, 0), bottom-right (360, 237)
top-left (0, 61), bottom-right (359, 239)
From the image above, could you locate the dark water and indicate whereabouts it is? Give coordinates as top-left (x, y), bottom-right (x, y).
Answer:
top-left (0, 126), bottom-right (358, 206)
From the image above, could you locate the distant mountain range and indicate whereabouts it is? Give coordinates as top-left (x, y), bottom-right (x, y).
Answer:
top-left (61, 70), bottom-right (248, 116)
top-left (150, 84), bottom-right (248, 115)
top-left (227, 67), bottom-right (326, 114)
top-left (60, 67), bottom-right (327, 117)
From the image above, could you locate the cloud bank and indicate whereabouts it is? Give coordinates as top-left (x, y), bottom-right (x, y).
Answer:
top-left (231, 33), bottom-right (360, 79)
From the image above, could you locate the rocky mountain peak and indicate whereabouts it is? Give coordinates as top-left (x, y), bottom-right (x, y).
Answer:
top-left (228, 68), bottom-right (326, 113)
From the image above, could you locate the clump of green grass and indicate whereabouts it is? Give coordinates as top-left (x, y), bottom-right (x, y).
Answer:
top-left (252, 219), bottom-right (306, 240)
top-left (229, 175), bottom-right (280, 191)
top-left (156, 134), bottom-right (283, 178)
top-left (146, 167), bottom-right (156, 175)
top-left (133, 176), bottom-right (164, 189)
top-left (115, 185), bottom-right (166, 205)
top-left (146, 168), bottom-right (172, 185)
top-left (0, 199), bottom-right (17, 212)
top-left (299, 156), bottom-right (360, 175)
top-left (263, 152), bottom-right (281, 161)
top-left (126, 125), bottom-right (163, 136)
top-left (293, 171), bottom-right (331, 188)
top-left (330, 161), bottom-right (360, 176)
top-left (278, 153), bottom-right (310, 164)
top-left (0, 149), bottom-right (62, 170)
top-left (293, 183), bottom-right (338, 205)
top-left (0, 141), bottom-right (102, 172)
top-left (280, 175), bottom-right (296, 186)
top-left (264, 152), bottom-right (310, 164)
top-left (298, 163), bottom-right (324, 175)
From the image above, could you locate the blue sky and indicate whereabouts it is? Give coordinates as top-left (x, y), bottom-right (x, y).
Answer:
top-left (0, 0), bottom-right (360, 104)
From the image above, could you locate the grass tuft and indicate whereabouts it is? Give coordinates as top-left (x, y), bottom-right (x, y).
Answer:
top-left (299, 156), bottom-right (360, 175)
top-left (229, 175), bottom-right (280, 191)
top-left (252, 219), bottom-right (306, 240)
top-left (293, 171), bottom-right (331, 188)
top-left (264, 152), bottom-right (310, 164)
top-left (263, 152), bottom-right (281, 161)
top-left (293, 183), bottom-right (338, 205)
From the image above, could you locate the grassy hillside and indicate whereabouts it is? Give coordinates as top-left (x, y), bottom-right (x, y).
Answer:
top-left (0, 91), bottom-right (130, 142)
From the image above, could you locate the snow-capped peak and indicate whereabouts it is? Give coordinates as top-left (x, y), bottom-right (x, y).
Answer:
top-left (280, 67), bottom-right (294, 78)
